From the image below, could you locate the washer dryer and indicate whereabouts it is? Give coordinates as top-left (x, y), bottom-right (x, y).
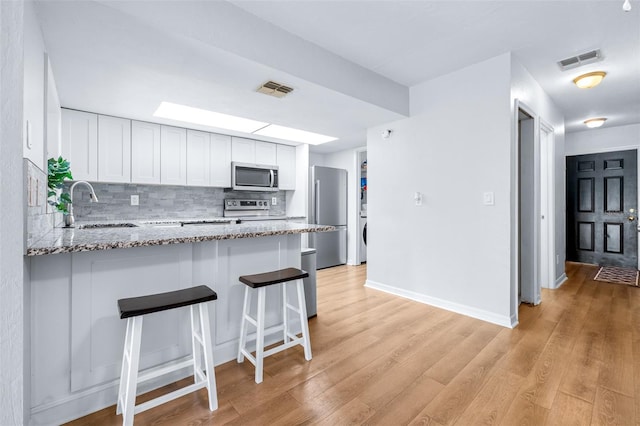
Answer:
top-left (359, 213), bottom-right (367, 263)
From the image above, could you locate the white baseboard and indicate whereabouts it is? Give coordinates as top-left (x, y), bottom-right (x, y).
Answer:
top-left (554, 273), bottom-right (568, 289)
top-left (364, 279), bottom-right (515, 328)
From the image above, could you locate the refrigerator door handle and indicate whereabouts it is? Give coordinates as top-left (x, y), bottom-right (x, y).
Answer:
top-left (315, 179), bottom-right (321, 224)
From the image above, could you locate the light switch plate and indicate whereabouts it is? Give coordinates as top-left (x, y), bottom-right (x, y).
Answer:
top-left (483, 192), bottom-right (495, 206)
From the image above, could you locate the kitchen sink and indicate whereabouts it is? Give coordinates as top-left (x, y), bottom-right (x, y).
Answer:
top-left (77, 223), bottom-right (138, 229)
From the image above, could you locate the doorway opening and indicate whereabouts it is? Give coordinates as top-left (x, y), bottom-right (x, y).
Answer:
top-left (518, 107), bottom-right (540, 305)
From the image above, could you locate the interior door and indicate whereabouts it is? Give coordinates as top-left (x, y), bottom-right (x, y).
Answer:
top-left (566, 150), bottom-right (638, 267)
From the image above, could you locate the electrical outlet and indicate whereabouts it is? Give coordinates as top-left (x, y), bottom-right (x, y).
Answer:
top-left (272, 197), bottom-right (277, 206)
top-left (483, 191), bottom-right (495, 206)
top-left (130, 195), bottom-right (139, 206)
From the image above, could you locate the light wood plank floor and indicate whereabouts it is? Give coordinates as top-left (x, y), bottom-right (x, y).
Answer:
top-left (67, 262), bottom-right (639, 425)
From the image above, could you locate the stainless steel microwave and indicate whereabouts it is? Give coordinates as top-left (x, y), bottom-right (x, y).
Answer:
top-left (231, 162), bottom-right (279, 191)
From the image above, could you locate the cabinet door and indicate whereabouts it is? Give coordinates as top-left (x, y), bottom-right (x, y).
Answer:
top-left (61, 109), bottom-right (98, 181)
top-left (276, 144), bottom-right (296, 190)
top-left (186, 130), bottom-right (210, 186)
top-left (255, 141), bottom-right (277, 165)
top-left (131, 121), bottom-right (161, 184)
top-left (210, 133), bottom-right (231, 187)
top-left (98, 115), bottom-right (131, 183)
top-left (160, 126), bottom-right (187, 185)
top-left (231, 137), bottom-right (255, 163)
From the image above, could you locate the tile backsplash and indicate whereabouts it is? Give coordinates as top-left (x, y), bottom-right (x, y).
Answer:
top-left (24, 159), bottom-right (62, 248)
top-left (66, 182), bottom-right (287, 221)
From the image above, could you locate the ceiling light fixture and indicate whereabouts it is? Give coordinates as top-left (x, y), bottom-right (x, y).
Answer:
top-left (623, 0), bottom-right (631, 11)
top-left (573, 71), bottom-right (607, 89)
top-left (253, 124), bottom-right (337, 145)
top-left (584, 118), bottom-right (607, 128)
top-left (153, 102), bottom-right (268, 133)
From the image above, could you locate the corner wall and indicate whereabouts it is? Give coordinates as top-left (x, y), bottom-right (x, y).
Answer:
top-left (1, 0), bottom-right (27, 424)
top-left (366, 53), bottom-right (514, 326)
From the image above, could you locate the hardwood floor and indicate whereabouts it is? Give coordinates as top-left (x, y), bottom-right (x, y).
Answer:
top-left (67, 262), bottom-right (639, 425)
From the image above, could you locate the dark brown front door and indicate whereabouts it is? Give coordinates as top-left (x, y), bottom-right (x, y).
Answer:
top-left (566, 150), bottom-right (638, 267)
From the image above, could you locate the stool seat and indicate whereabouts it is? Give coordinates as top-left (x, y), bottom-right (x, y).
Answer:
top-left (118, 285), bottom-right (217, 319)
top-left (239, 267), bottom-right (308, 288)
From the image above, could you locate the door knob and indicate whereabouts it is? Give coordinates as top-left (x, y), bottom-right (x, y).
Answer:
top-left (628, 208), bottom-right (636, 221)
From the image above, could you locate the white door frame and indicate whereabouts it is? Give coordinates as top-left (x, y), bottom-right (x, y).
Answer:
top-left (354, 147), bottom-right (367, 266)
top-left (539, 120), bottom-right (556, 289)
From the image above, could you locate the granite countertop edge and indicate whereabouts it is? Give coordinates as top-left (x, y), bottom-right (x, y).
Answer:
top-left (26, 221), bottom-right (332, 256)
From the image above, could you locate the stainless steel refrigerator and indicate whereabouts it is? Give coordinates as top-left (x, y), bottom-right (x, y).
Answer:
top-left (309, 166), bottom-right (348, 269)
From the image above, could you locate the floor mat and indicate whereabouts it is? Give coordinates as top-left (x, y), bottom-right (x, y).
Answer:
top-left (593, 266), bottom-right (639, 287)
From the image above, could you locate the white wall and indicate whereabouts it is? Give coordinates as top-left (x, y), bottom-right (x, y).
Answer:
top-left (23, 0), bottom-right (47, 170)
top-left (565, 124), bottom-right (640, 156)
top-left (367, 53), bottom-right (514, 327)
top-left (0, 0), bottom-right (27, 424)
top-left (510, 56), bottom-right (566, 311)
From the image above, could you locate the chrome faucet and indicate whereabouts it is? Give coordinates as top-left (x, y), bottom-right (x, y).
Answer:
top-left (64, 181), bottom-right (99, 228)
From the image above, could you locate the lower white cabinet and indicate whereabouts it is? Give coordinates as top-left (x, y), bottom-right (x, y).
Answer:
top-left (29, 234), bottom-right (302, 425)
top-left (160, 125), bottom-right (187, 185)
top-left (98, 115), bottom-right (131, 183)
top-left (131, 121), bottom-right (161, 184)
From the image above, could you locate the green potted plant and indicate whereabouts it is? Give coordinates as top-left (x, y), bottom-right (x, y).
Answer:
top-left (47, 156), bottom-right (73, 214)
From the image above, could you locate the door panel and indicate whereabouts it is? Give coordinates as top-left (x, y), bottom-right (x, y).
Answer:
top-left (566, 150), bottom-right (638, 267)
top-left (309, 227), bottom-right (347, 269)
top-left (311, 166), bottom-right (347, 226)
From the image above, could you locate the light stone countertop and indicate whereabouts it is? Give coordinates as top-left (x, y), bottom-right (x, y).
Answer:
top-left (26, 218), bottom-right (330, 256)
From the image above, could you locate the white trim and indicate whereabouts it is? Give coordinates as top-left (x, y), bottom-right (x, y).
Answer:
top-left (365, 280), bottom-right (515, 328)
top-left (354, 147), bottom-right (367, 266)
top-left (539, 120), bottom-right (556, 290)
top-left (553, 273), bottom-right (568, 289)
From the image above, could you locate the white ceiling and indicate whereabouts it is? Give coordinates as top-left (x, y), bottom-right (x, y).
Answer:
top-left (36, 1), bottom-right (640, 154)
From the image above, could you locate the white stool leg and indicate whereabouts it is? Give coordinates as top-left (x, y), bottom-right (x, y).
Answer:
top-left (296, 279), bottom-right (312, 360)
top-left (237, 286), bottom-right (251, 363)
top-left (190, 306), bottom-right (203, 386)
top-left (198, 302), bottom-right (218, 411)
top-left (255, 287), bottom-right (266, 384)
top-left (117, 317), bottom-right (132, 415)
top-left (282, 282), bottom-right (289, 345)
top-left (121, 316), bottom-right (143, 426)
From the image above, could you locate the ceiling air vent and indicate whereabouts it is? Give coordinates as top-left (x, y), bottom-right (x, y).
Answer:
top-left (257, 80), bottom-right (294, 98)
top-left (557, 49), bottom-right (603, 71)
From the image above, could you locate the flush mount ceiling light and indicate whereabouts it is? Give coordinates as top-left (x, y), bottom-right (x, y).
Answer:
top-left (253, 124), bottom-right (337, 145)
top-left (573, 71), bottom-right (607, 89)
top-left (153, 102), bottom-right (268, 133)
top-left (584, 118), bottom-right (607, 128)
top-left (623, 0), bottom-right (631, 11)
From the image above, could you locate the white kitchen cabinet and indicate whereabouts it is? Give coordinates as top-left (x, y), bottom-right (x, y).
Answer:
top-left (131, 121), bottom-right (161, 184)
top-left (160, 125), bottom-right (187, 185)
top-left (255, 141), bottom-right (277, 165)
top-left (276, 144), bottom-right (296, 190)
top-left (210, 133), bottom-right (232, 187)
top-left (231, 137), bottom-right (255, 163)
top-left (61, 109), bottom-right (98, 181)
top-left (98, 115), bottom-right (131, 183)
top-left (186, 130), bottom-right (211, 186)
top-left (231, 137), bottom-right (277, 165)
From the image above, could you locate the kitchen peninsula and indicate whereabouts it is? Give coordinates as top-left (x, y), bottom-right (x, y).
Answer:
top-left (27, 221), bottom-right (332, 424)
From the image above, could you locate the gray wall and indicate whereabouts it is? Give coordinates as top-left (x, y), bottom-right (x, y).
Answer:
top-left (68, 183), bottom-right (287, 221)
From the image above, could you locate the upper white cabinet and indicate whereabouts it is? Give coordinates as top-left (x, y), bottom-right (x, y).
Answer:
top-left (231, 137), bottom-right (277, 165)
top-left (131, 121), bottom-right (161, 184)
top-left (98, 115), bottom-right (131, 183)
top-left (210, 133), bottom-right (232, 188)
top-left (255, 141), bottom-right (277, 165)
top-left (186, 130), bottom-right (211, 186)
top-left (61, 109), bottom-right (98, 181)
top-left (276, 144), bottom-right (296, 190)
top-left (160, 126), bottom-right (187, 185)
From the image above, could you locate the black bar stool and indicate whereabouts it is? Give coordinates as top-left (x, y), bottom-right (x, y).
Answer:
top-left (116, 285), bottom-right (218, 425)
top-left (237, 267), bottom-right (312, 383)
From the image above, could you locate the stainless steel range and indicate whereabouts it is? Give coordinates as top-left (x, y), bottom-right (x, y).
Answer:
top-left (223, 199), bottom-right (274, 220)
